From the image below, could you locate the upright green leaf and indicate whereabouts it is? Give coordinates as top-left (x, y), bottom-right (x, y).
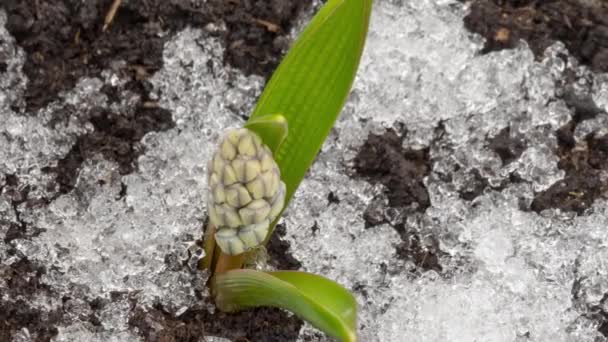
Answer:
top-left (247, 0), bottom-right (373, 206)
top-left (214, 269), bottom-right (358, 342)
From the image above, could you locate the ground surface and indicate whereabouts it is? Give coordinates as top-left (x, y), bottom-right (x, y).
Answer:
top-left (1, 0), bottom-right (608, 341)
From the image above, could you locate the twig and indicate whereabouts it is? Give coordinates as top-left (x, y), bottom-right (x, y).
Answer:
top-left (141, 101), bottom-right (159, 109)
top-left (103, 0), bottom-right (122, 32)
top-left (252, 18), bottom-right (281, 33)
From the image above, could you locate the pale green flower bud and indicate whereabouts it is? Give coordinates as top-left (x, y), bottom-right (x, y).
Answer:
top-left (207, 128), bottom-right (286, 255)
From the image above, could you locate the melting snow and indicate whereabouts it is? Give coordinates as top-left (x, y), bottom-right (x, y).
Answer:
top-left (1, 0), bottom-right (608, 341)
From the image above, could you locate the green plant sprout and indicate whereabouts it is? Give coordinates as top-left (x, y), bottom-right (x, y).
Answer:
top-left (201, 0), bottom-right (372, 341)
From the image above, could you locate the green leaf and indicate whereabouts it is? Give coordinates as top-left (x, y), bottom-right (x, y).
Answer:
top-left (247, 0), bottom-right (373, 206)
top-left (244, 114), bottom-right (288, 154)
top-left (214, 270), bottom-right (358, 342)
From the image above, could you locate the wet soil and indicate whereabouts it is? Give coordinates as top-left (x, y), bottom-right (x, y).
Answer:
top-left (353, 127), bottom-right (447, 272)
top-left (354, 128), bottom-right (431, 213)
top-left (0, 0), bottom-right (310, 341)
top-left (463, 0), bottom-right (608, 73)
top-left (464, 0), bottom-right (608, 213)
top-left (488, 126), bottom-right (527, 166)
top-left (2, 0), bottom-right (310, 113)
top-left (464, 4), bottom-right (608, 333)
top-left (0, 258), bottom-right (63, 342)
top-left (129, 303), bottom-right (303, 342)
top-left (460, 87), bottom-right (608, 215)
top-left (393, 224), bottom-right (444, 273)
top-left (46, 104), bottom-right (175, 195)
top-left (527, 71), bottom-right (608, 215)
top-left (456, 168), bottom-right (491, 201)
top-left (531, 121), bottom-right (608, 214)
top-left (2, 0), bottom-right (311, 197)
top-left (571, 276), bottom-right (608, 338)
top-left (267, 223), bottom-right (302, 271)
top-left (451, 126), bottom-right (527, 202)
top-left (454, 126), bottom-right (527, 202)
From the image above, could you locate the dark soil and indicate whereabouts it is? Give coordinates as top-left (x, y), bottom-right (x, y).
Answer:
top-left (457, 168), bottom-right (491, 201)
top-left (43, 104), bottom-right (175, 195)
top-left (394, 224), bottom-right (443, 273)
top-left (463, 0), bottom-right (608, 73)
top-left (1, 177), bottom-right (83, 341)
top-left (267, 223), bottom-right (302, 271)
top-left (1, 174), bottom-right (47, 243)
top-left (215, 0), bottom-right (312, 77)
top-left (2, 0), bottom-right (311, 197)
top-left (601, 320), bottom-right (608, 339)
top-left (0, 258), bottom-right (63, 342)
top-left (129, 303), bottom-right (303, 342)
top-left (3, 0), bottom-right (201, 113)
top-left (531, 125), bottom-right (608, 214)
top-left (327, 191), bottom-right (340, 204)
top-left (353, 127), bottom-right (446, 272)
top-left (0, 0), bottom-right (311, 341)
top-left (455, 126), bottom-right (526, 201)
top-left (354, 128), bottom-right (431, 212)
top-left (531, 86), bottom-right (608, 215)
top-left (129, 235), bottom-right (304, 342)
top-left (461, 0), bottom-right (608, 211)
top-left (2, 0), bottom-right (311, 113)
top-left (488, 126), bottom-right (526, 165)
top-left (571, 277), bottom-right (608, 338)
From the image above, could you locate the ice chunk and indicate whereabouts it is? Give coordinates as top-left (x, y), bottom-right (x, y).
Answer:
top-left (593, 74), bottom-right (608, 112)
top-left (53, 322), bottom-right (142, 342)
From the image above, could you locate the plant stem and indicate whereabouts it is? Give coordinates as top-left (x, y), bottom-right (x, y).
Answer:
top-left (201, 223), bottom-right (217, 270)
top-left (214, 252), bottom-right (245, 275)
top-left (201, 222), bottom-right (245, 276)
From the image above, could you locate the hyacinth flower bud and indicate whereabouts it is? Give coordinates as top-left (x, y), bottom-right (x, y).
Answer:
top-left (207, 128), bottom-right (286, 255)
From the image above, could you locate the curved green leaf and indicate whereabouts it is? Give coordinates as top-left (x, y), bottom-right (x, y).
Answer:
top-left (247, 0), bottom-right (373, 206)
top-left (271, 271), bottom-right (357, 329)
top-left (214, 270), bottom-right (358, 342)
